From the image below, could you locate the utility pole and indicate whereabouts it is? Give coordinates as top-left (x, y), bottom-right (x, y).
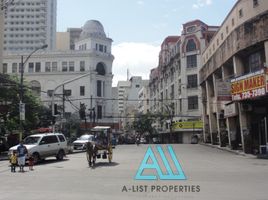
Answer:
top-left (62, 85), bottom-right (65, 133)
top-left (90, 95), bottom-right (92, 130)
top-left (51, 72), bottom-right (92, 132)
top-left (19, 44), bottom-right (47, 137)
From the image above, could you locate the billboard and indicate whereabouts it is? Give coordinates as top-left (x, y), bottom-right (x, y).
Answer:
top-left (231, 69), bottom-right (266, 101)
top-left (173, 121), bottom-right (203, 130)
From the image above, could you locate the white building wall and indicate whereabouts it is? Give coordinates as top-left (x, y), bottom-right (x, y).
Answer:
top-left (4, 0), bottom-right (57, 52)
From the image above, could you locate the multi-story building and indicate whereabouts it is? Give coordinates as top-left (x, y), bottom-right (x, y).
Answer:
top-left (117, 76), bottom-right (149, 134)
top-left (3, 20), bottom-right (116, 130)
top-left (56, 32), bottom-right (70, 51)
top-left (67, 28), bottom-right (82, 50)
top-left (200, 0), bottom-right (268, 154)
top-left (138, 84), bottom-right (150, 114)
top-left (149, 20), bottom-right (218, 143)
top-left (3, 0), bottom-right (57, 52)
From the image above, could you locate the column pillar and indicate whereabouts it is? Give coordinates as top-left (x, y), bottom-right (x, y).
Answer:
top-left (233, 55), bottom-right (244, 76)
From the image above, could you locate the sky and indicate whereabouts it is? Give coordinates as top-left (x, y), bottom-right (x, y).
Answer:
top-left (57, 0), bottom-right (237, 86)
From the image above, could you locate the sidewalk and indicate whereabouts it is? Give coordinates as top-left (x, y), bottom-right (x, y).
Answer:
top-left (200, 143), bottom-right (258, 159)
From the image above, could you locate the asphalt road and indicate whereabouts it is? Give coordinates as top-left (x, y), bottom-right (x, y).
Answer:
top-left (0, 144), bottom-right (268, 200)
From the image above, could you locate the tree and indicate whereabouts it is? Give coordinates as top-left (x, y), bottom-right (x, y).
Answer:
top-left (132, 112), bottom-right (155, 138)
top-left (0, 75), bottom-right (43, 133)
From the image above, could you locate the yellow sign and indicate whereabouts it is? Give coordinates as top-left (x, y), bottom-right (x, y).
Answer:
top-left (173, 121), bottom-right (203, 130)
top-left (230, 70), bottom-right (266, 101)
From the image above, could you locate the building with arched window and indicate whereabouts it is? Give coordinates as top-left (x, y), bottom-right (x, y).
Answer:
top-left (149, 20), bottom-right (218, 143)
top-left (3, 20), bottom-right (116, 130)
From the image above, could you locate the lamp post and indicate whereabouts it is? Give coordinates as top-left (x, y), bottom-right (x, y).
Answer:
top-left (19, 44), bottom-right (48, 131)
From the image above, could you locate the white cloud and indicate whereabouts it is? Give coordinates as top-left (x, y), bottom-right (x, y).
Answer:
top-left (112, 42), bottom-right (160, 86)
top-left (153, 22), bottom-right (168, 30)
top-left (137, 0), bottom-right (144, 5)
top-left (192, 0), bottom-right (212, 9)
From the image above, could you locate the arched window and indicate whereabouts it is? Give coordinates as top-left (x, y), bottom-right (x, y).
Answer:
top-left (96, 62), bottom-right (106, 75)
top-left (186, 39), bottom-right (196, 52)
top-left (30, 80), bottom-right (41, 96)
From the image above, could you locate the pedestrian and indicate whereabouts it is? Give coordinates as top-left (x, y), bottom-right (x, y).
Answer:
top-left (28, 154), bottom-right (34, 171)
top-left (9, 150), bottom-right (17, 173)
top-left (17, 141), bottom-right (28, 172)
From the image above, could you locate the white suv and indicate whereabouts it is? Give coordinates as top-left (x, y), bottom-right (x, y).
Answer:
top-left (9, 133), bottom-right (68, 163)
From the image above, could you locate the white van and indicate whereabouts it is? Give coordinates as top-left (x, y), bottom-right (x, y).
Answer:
top-left (9, 133), bottom-right (68, 163)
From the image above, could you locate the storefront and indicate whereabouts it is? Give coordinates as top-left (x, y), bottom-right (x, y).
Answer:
top-left (230, 69), bottom-right (268, 154)
top-left (173, 121), bottom-right (203, 144)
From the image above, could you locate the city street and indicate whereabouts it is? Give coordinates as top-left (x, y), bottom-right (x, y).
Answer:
top-left (0, 144), bottom-right (268, 200)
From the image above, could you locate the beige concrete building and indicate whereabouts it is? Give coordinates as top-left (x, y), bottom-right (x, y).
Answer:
top-left (149, 20), bottom-right (218, 143)
top-left (200, 0), bottom-right (268, 154)
top-left (56, 32), bottom-right (70, 51)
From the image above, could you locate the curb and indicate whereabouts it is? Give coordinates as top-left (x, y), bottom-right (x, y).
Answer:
top-left (200, 143), bottom-right (257, 159)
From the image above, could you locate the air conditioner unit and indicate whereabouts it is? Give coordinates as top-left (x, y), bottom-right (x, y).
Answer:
top-left (241, 104), bottom-right (252, 112)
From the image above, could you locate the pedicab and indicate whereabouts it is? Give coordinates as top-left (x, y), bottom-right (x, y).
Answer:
top-left (86, 126), bottom-right (113, 167)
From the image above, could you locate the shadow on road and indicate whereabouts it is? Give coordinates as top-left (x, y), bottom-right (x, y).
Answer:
top-left (35, 158), bottom-right (69, 166)
top-left (89, 162), bottom-right (119, 169)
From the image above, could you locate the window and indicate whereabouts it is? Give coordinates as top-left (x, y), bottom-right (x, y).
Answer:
top-left (80, 86), bottom-right (85, 96)
top-left (12, 63), bottom-right (17, 73)
top-left (52, 62), bottom-right (57, 72)
top-left (97, 80), bottom-right (102, 97)
top-left (187, 74), bottom-right (198, 88)
top-left (3, 63), bottom-right (7, 74)
top-left (239, 9), bottom-right (243, 18)
top-left (253, 0), bottom-right (259, 7)
top-left (58, 135), bottom-right (66, 142)
top-left (40, 136), bottom-right (58, 144)
top-left (64, 90), bottom-right (72, 96)
top-left (97, 105), bottom-right (102, 119)
top-left (62, 62), bottom-right (67, 72)
top-left (186, 26), bottom-right (196, 33)
top-left (188, 96), bottom-right (198, 110)
top-left (226, 26), bottom-right (229, 34)
top-left (232, 18), bottom-right (235, 26)
top-left (248, 52), bottom-right (261, 72)
top-left (99, 44), bottom-right (104, 52)
top-left (45, 62), bottom-right (51, 72)
top-left (221, 33), bottom-right (224, 40)
top-left (69, 61), bottom-right (74, 72)
top-left (35, 63), bottom-right (41, 72)
top-left (96, 63), bottom-right (105, 75)
top-left (136, 85), bottom-right (140, 88)
top-left (186, 39), bottom-right (196, 52)
top-left (186, 55), bottom-right (197, 68)
top-left (28, 63), bottom-right (34, 73)
top-left (19, 63), bottom-right (22, 73)
top-left (80, 61), bottom-right (85, 71)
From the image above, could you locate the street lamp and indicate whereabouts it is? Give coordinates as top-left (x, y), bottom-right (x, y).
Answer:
top-left (19, 44), bottom-right (48, 122)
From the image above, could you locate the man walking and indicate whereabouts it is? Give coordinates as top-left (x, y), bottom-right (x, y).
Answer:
top-left (17, 141), bottom-right (27, 172)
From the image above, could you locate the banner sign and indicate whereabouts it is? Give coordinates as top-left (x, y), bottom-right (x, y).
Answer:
top-left (231, 69), bottom-right (266, 101)
top-left (216, 80), bottom-right (232, 101)
top-left (173, 121), bottom-right (203, 130)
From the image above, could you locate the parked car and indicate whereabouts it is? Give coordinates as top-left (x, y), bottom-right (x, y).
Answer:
top-left (8, 133), bottom-right (68, 163)
top-left (72, 134), bottom-right (94, 150)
